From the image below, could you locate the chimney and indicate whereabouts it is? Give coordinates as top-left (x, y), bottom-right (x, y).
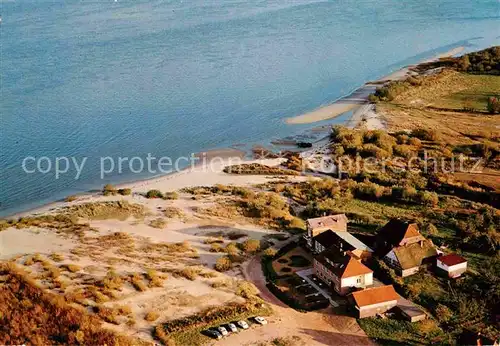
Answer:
top-left (420, 240), bottom-right (424, 248)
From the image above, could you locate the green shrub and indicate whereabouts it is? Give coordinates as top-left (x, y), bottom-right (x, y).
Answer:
top-left (417, 191), bottom-right (439, 207)
top-left (215, 257), bottom-right (232, 272)
top-left (487, 96), bottom-right (500, 114)
top-left (103, 184), bottom-right (117, 196)
top-left (163, 191), bottom-right (179, 200)
top-left (117, 188), bottom-right (132, 196)
top-left (146, 190), bottom-right (163, 199)
top-left (263, 247), bottom-right (278, 258)
top-left (65, 195), bottom-right (78, 202)
top-left (241, 239), bottom-right (261, 254)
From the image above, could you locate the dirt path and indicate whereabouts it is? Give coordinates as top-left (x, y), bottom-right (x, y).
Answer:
top-left (212, 257), bottom-right (375, 346)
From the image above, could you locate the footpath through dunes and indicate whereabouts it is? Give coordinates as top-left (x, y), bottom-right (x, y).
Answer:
top-left (229, 256), bottom-right (375, 346)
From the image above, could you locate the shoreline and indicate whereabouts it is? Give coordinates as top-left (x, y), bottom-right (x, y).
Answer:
top-left (4, 156), bottom-right (286, 220)
top-left (1, 47), bottom-right (466, 220)
top-left (285, 46), bottom-right (465, 126)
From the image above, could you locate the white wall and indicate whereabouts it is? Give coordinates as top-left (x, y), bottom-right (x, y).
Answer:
top-left (437, 260), bottom-right (467, 272)
top-left (359, 299), bottom-right (398, 311)
top-left (341, 272), bottom-right (373, 288)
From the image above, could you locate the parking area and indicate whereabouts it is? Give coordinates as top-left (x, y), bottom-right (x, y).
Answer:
top-left (202, 316), bottom-right (268, 341)
top-left (273, 274), bottom-right (330, 310)
top-left (296, 268), bottom-right (345, 307)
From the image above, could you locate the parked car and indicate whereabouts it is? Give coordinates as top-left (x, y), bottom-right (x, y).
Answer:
top-left (217, 326), bottom-right (228, 336)
top-left (226, 323), bottom-right (238, 333)
top-left (236, 320), bottom-right (249, 329)
top-left (204, 329), bottom-right (222, 339)
top-left (254, 316), bottom-right (268, 325)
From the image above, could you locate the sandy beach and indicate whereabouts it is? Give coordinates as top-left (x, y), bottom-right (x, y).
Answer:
top-left (285, 46), bottom-right (465, 126)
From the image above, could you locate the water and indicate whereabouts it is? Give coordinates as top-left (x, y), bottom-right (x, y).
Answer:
top-left (1, 0), bottom-right (499, 216)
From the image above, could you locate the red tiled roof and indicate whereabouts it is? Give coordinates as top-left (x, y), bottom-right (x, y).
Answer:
top-left (351, 285), bottom-right (399, 307)
top-left (438, 254), bottom-right (467, 267)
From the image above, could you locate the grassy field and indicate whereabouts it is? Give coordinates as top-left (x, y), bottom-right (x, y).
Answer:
top-left (429, 74), bottom-right (500, 111)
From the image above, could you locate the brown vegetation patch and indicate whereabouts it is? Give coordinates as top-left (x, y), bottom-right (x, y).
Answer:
top-left (223, 163), bottom-right (299, 176)
top-left (0, 263), bottom-right (149, 345)
top-left (65, 201), bottom-right (146, 221)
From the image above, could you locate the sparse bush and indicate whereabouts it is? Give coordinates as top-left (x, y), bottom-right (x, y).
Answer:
top-left (65, 195), bottom-right (78, 202)
top-left (163, 207), bottom-right (184, 219)
top-left (130, 273), bottom-right (148, 292)
top-left (236, 281), bottom-right (259, 298)
top-left (210, 243), bottom-right (224, 253)
top-left (95, 306), bottom-right (119, 324)
top-left (117, 188), bottom-right (132, 196)
top-left (408, 137), bottom-right (422, 147)
top-left (225, 242), bottom-right (240, 256)
top-left (149, 218), bottom-right (167, 229)
top-left (146, 189), bottom-right (163, 199)
top-left (145, 311), bottom-right (160, 322)
top-left (162, 191), bottom-right (178, 200)
top-left (215, 256), bottom-right (232, 272)
top-left (50, 253), bottom-right (64, 262)
top-left (263, 247), bottom-right (278, 258)
top-left (179, 267), bottom-right (200, 281)
top-left (61, 264), bottom-right (81, 273)
top-left (410, 128), bottom-right (439, 142)
top-left (241, 239), bottom-right (261, 254)
top-left (146, 269), bottom-right (165, 287)
top-left (102, 184), bottom-right (117, 196)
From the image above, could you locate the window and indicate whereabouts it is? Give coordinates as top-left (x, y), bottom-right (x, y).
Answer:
top-left (356, 277), bottom-right (362, 284)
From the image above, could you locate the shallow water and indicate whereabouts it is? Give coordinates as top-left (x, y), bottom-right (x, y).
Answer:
top-left (1, 0), bottom-right (499, 216)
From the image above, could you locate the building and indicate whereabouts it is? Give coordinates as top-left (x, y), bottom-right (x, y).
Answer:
top-left (436, 254), bottom-right (467, 278)
top-left (374, 219), bottom-right (438, 277)
top-left (349, 285), bottom-right (399, 318)
top-left (304, 214), bottom-right (348, 249)
top-left (313, 247), bottom-right (373, 295)
top-left (312, 229), bottom-right (373, 260)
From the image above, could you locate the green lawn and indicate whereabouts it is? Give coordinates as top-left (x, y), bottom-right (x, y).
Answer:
top-left (432, 74), bottom-right (500, 111)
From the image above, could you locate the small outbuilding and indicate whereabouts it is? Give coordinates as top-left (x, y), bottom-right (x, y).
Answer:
top-left (436, 254), bottom-right (467, 278)
top-left (349, 285), bottom-right (399, 318)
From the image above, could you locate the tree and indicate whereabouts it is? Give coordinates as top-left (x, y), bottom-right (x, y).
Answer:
top-left (487, 96), bottom-right (500, 114)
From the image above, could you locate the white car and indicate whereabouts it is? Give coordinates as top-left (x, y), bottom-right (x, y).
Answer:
top-left (254, 316), bottom-right (268, 325)
top-left (236, 320), bottom-right (249, 329)
top-left (217, 326), bottom-right (228, 336)
top-left (226, 323), bottom-right (238, 333)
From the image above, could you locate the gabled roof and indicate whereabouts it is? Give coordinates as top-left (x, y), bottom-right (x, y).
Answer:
top-left (377, 219), bottom-right (421, 244)
top-left (437, 254), bottom-right (467, 267)
top-left (307, 214), bottom-right (348, 230)
top-left (392, 240), bottom-right (438, 269)
top-left (375, 219), bottom-right (425, 255)
top-left (315, 248), bottom-right (372, 279)
top-left (351, 285), bottom-right (399, 308)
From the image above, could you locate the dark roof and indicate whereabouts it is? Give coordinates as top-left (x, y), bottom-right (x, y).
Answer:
top-left (392, 240), bottom-right (438, 269)
top-left (313, 230), bottom-right (355, 251)
top-left (315, 248), bottom-right (372, 279)
top-left (375, 219), bottom-right (424, 255)
top-left (438, 254), bottom-right (467, 267)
